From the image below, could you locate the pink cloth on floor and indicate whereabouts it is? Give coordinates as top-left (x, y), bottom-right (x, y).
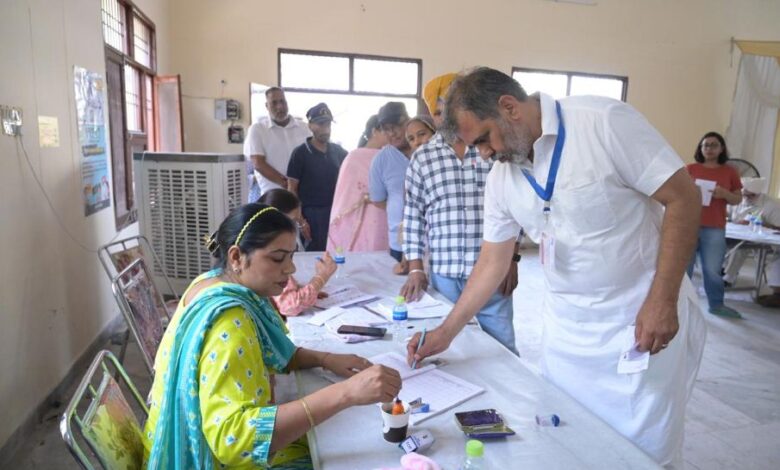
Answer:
top-left (327, 148), bottom-right (389, 252)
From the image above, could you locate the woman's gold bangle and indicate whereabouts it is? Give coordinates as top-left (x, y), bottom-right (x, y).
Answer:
top-left (300, 398), bottom-right (316, 428)
top-left (311, 275), bottom-right (326, 287)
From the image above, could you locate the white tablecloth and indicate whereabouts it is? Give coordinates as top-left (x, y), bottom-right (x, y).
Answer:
top-left (726, 222), bottom-right (780, 245)
top-left (287, 251), bottom-right (660, 470)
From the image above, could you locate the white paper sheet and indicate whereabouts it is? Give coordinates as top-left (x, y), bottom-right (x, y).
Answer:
top-left (307, 307), bottom-right (348, 326)
top-left (372, 294), bottom-right (451, 320)
top-left (368, 352), bottom-right (436, 380)
top-left (315, 285), bottom-right (380, 309)
top-left (695, 179), bottom-right (717, 207)
top-left (323, 308), bottom-right (388, 343)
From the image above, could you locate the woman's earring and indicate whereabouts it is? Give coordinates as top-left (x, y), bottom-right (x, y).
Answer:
top-left (233, 266), bottom-right (241, 274)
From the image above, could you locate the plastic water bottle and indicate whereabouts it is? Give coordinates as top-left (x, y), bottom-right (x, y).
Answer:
top-left (333, 247), bottom-right (346, 280)
top-left (459, 439), bottom-right (484, 470)
top-left (392, 295), bottom-right (408, 344)
top-left (755, 218), bottom-right (763, 234)
top-left (748, 214), bottom-right (756, 231)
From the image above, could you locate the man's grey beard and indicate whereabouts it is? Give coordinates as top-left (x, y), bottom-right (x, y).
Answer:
top-left (496, 116), bottom-right (533, 164)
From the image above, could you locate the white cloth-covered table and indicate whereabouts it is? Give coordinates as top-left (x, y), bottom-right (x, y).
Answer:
top-left (287, 252), bottom-right (660, 470)
top-left (726, 222), bottom-right (780, 297)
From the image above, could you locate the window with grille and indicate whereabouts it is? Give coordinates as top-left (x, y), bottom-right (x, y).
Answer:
top-left (511, 67), bottom-right (628, 101)
top-left (100, 0), bottom-right (157, 229)
top-left (101, 0), bottom-right (125, 53)
top-left (252, 49), bottom-right (422, 149)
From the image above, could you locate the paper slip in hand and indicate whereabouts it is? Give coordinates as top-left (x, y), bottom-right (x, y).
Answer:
top-left (694, 179), bottom-right (716, 207)
top-left (617, 325), bottom-right (649, 375)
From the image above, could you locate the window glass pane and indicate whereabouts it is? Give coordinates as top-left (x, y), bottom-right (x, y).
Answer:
top-left (285, 92), bottom-right (418, 150)
top-left (570, 75), bottom-right (624, 100)
top-left (133, 15), bottom-right (152, 68)
top-left (124, 65), bottom-right (142, 132)
top-left (512, 71), bottom-right (568, 99)
top-left (353, 59), bottom-right (418, 95)
top-left (144, 75), bottom-right (155, 148)
top-left (101, 0), bottom-right (125, 52)
top-left (250, 83), bottom-right (270, 124)
top-left (280, 53), bottom-right (349, 91)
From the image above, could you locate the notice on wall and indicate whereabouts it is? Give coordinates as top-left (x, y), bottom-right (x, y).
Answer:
top-left (38, 116), bottom-right (60, 148)
top-left (74, 66), bottom-right (110, 216)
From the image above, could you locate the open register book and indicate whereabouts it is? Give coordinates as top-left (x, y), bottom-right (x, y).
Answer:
top-left (369, 352), bottom-right (484, 425)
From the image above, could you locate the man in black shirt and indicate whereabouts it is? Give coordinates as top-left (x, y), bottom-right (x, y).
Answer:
top-left (287, 103), bottom-right (348, 251)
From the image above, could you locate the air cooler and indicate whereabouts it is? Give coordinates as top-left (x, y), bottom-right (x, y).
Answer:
top-left (133, 152), bottom-right (247, 295)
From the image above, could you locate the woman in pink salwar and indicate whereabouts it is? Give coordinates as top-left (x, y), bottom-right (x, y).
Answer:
top-left (327, 115), bottom-right (389, 252)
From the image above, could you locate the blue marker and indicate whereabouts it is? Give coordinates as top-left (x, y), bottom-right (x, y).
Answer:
top-left (410, 328), bottom-right (427, 370)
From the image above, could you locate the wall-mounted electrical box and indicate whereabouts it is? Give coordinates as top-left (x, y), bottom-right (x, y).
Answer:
top-left (228, 125), bottom-right (244, 144)
top-left (1, 105), bottom-right (23, 136)
top-left (215, 99), bottom-right (240, 121)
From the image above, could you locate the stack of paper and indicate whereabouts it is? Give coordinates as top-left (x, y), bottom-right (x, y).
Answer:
top-left (372, 293), bottom-right (451, 320)
top-left (315, 285), bottom-right (380, 309)
top-left (369, 352), bottom-right (484, 425)
top-left (307, 307), bottom-right (388, 343)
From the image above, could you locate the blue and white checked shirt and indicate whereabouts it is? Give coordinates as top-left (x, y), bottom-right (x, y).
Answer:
top-left (403, 133), bottom-right (493, 278)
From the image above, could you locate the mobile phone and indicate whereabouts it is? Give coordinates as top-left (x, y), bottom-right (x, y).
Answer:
top-left (336, 324), bottom-right (387, 337)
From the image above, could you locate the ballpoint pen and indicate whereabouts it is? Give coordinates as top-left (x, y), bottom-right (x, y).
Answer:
top-left (410, 327), bottom-right (427, 370)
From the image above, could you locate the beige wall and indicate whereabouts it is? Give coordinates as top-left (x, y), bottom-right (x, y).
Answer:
top-left (169, 0), bottom-right (780, 160)
top-left (0, 0), bottom-right (778, 452)
top-left (0, 0), bottom-right (170, 448)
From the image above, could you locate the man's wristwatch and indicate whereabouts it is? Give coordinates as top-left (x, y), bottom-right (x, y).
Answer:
top-left (512, 253), bottom-right (522, 263)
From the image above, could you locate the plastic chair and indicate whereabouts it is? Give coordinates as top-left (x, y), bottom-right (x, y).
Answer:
top-left (112, 258), bottom-right (172, 375)
top-left (60, 350), bottom-right (149, 470)
top-left (99, 236), bottom-right (179, 367)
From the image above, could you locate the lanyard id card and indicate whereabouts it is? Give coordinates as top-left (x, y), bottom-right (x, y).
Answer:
top-left (540, 202), bottom-right (556, 270)
top-left (524, 101), bottom-right (565, 272)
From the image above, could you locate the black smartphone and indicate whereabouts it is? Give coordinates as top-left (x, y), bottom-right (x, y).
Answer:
top-left (336, 324), bottom-right (387, 337)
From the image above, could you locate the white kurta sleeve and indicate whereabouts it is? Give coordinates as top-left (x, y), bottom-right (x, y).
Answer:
top-left (482, 164), bottom-right (522, 243)
top-left (245, 123), bottom-right (266, 157)
top-left (604, 102), bottom-right (684, 197)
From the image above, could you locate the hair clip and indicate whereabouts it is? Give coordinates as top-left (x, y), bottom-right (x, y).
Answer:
top-left (203, 230), bottom-right (220, 254)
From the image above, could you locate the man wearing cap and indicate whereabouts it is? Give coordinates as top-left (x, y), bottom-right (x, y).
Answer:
top-left (369, 102), bottom-right (413, 262)
top-left (400, 73), bottom-right (520, 353)
top-left (243, 87), bottom-right (310, 203)
top-left (287, 103), bottom-right (348, 251)
top-left (724, 177), bottom-right (780, 306)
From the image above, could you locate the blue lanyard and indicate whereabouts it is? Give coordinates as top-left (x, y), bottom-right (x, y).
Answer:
top-left (522, 101), bottom-right (565, 213)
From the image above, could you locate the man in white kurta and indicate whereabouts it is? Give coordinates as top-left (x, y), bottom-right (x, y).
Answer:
top-left (407, 68), bottom-right (706, 467)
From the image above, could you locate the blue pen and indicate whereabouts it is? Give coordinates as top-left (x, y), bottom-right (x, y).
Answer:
top-left (410, 328), bottom-right (427, 370)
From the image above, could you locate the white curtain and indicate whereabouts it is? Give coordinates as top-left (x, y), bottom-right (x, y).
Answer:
top-left (726, 54), bottom-right (780, 179)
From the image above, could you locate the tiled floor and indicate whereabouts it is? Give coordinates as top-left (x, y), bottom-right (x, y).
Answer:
top-left (4, 251), bottom-right (780, 469)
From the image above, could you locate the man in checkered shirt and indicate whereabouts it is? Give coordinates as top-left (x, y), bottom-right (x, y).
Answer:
top-left (400, 74), bottom-right (521, 354)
